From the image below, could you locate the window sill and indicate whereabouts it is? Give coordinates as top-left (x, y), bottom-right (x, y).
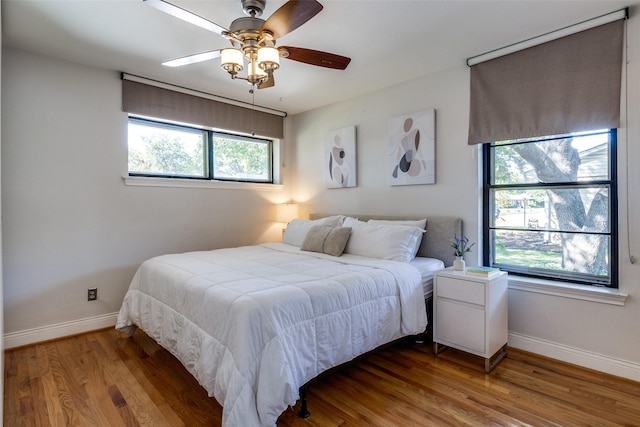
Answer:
top-left (508, 276), bottom-right (628, 306)
top-left (123, 176), bottom-right (284, 191)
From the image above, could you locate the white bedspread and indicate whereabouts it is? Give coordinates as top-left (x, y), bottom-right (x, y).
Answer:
top-left (115, 243), bottom-right (427, 427)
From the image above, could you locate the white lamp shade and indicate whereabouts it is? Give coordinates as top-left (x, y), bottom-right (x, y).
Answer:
top-left (257, 47), bottom-right (280, 70)
top-left (276, 203), bottom-right (299, 223)
top-left (221, 48), bottom-right (244, 68)
top-left (247, 59), bottom-right (267, 79)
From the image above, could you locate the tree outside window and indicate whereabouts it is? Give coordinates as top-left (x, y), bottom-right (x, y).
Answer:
top-left (128, 117), bottom-right (273, 183)
top-left (484, 129), bottom-right (617, 287)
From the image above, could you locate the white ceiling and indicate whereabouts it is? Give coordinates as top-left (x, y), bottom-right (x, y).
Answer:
top-left (2, 0), bottom-right (637, 115)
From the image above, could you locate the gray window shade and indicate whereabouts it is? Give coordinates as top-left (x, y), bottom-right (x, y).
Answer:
top-left (122, 79), bottom-right (284, 139)
top-left (468, 20), bottom-right (624, 145)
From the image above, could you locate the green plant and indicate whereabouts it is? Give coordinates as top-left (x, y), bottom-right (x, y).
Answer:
top-left (452, 234), bottom-right (475, 257)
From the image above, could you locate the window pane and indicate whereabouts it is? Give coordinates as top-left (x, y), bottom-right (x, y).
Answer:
top-left (493, 131), bottom-right (610, 185)
top-left (213, 135), bottom-right (271, 182)
top-left (485, 128), bottom-right (616, 287)
top-left (491, 229), bottom-right (610, 283)
top-left (492, 186), bottom-right (609, 233)
top-left (128, 120), bottom-right (206, 177)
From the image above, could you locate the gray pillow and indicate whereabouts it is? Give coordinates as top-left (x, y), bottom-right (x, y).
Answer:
top-left (301, 226), bottom-right (352, 257)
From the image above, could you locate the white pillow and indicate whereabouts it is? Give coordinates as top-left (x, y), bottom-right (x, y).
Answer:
top-left (282, 215), bottom-right (345, 247)
top-left (343, 216), bottom-right (366, 228)
top-left (367, 219), bottom-right (427, 230)
top-left (343, 221), bottom-right (425, 262)
top-left (368, 219), bottom-right (427, 256)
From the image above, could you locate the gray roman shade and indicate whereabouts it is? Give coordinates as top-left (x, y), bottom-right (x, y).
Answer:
top-left (468, 19), bottom-right (624, 145)
top-left (122, 79), bottom-right (284, 139)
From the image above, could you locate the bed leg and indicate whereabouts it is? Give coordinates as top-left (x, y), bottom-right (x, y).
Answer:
top-left (298, 386), bottom-right (310, 418)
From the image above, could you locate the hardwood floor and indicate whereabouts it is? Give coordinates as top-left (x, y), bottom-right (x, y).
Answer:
top-left (5, 327), bottom-right (640, 426)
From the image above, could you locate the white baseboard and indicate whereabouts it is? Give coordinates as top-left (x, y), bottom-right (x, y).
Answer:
top-left (5, 318), bottom-right (640, 383)
top-left (3, 312), bottom-right (118, 349)
top-left (509, 331), bottom-right (640, 382)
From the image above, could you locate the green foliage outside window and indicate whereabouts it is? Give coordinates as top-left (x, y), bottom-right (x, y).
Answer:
top-left (213, 136), bottom-right (270, 180)
top-left (486, 129), bottom-right (616, 287)
top-left (129, 132), bottom-right (205, 177)
top-left (127, 117), bottom-right (272, 183)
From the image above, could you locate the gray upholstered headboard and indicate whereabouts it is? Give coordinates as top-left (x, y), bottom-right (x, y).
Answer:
top-left (309, 214), bottom-right (462, 267)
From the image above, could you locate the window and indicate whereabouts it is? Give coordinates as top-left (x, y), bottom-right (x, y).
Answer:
top-left (128, 116), bottom-right (273, 183)
top-left (483, 129), bottom-right (617, 287)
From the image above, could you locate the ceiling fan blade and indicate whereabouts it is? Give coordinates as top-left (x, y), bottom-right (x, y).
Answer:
top-left (261, 0), bottom-right (323, 39)
top-left (162, 50), bottom-right (221, 67)
top-left (258, 74), bottom-right (275, 89)
top-left (279, 46), bottom-right (351, 70)
top-left (144, 0), bottom-right (227, 35)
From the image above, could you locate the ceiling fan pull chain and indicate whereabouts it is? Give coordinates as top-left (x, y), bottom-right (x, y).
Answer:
top-left (251, 85), bottom-right (256, 136)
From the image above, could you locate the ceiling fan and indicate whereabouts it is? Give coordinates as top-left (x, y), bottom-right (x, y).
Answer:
top-left (145, 0), bottom-right (351, 89)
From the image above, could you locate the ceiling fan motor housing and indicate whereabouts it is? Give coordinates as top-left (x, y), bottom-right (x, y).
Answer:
top-left (229, 16), bottom-right (265, 34)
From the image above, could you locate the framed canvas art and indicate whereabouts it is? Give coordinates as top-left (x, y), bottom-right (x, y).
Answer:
top-left (389, 109), bottom-right (436, 185)
top-left (326, 125), bottom-right (356, 188)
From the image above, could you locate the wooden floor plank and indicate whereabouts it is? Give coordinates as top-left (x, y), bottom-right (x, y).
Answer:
top-left (74, 333), bottom-right (133, 426)
top-left (116, 329), bottom-right (221, 426)
top-left (54, 334), bottom-right (114, 426)
top-left (24, 345), bottom-right (51, 427)
top-left (3, 350), bottom-right (20, 425)
top-left (426, 348), bottom-right (619, 427)
top-left (351, 360), bottom-right (526, 426)
top-left (5, 328), bottom-right (640, 426)
top-left (95, 333), bottom-right (174, 426)
top-left (371, 347), bottom-right (560, 426)
top-left (34, 343), bottom-right (74, 426)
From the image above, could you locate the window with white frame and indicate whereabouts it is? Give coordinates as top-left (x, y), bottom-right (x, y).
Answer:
top-left (128, 116), bottom-right (273, 183)
top-left (483, 129), bottom-right (617, 287)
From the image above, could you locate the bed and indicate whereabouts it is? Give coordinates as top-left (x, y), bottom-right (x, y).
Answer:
top-left (115, 214), bottom-right (461, 427)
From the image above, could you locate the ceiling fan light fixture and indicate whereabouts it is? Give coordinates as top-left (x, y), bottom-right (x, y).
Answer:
top-left (247, 59), bottom-right (268, 85)
top-left (149, 0), bottom-right (351, 91)
top-left (221, 48), bottom-right (244, 75)
top-left (257, 46), bottom-right (280, 73)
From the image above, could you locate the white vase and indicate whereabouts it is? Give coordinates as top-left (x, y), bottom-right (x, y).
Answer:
top-left (453, 256), bottom-right (466, 271)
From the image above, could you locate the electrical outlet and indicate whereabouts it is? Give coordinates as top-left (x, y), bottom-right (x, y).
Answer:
top-left (88, 288), bottom-right (97, 301)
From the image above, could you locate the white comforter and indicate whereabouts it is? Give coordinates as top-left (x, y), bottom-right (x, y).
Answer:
top-left (115, 243), bottom-right (427, 427)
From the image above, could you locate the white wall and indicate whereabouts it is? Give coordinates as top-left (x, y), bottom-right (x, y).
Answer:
top-left (290, 16), bottom-right (640, 379)
top-left (0, 4), bottom-right (5, 416)
top-left (1, 48), bottom-right (292, 341)
top-left (291, 65), bottom-right (479, 228)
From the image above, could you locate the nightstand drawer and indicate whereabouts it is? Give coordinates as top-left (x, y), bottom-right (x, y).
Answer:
top-left (435, 299), bottom-right (485, 353)
top-left (436, 276), bottom-right (484, 305)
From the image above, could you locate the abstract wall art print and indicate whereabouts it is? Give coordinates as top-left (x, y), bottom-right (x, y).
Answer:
top-left (388, 109), bottom-right (436, 186)
top-left (325, 125), bottom-right (356, 188)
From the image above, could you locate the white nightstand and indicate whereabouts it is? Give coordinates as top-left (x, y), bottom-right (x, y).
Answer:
top-left (433, 268), bottom-right (508, 373)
